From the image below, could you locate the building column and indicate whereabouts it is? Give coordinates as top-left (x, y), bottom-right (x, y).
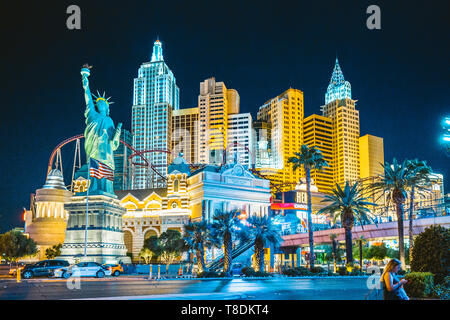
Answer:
top-left (208, 200), bottom-right (213, 222)
top-left (204, 200), bottom-right (209, 222)
top-left (296, 247), bottom-right (301, 268)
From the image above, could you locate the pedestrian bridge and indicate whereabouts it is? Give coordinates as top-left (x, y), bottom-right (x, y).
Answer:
top-left (281, 215), bottom-right (450, 247)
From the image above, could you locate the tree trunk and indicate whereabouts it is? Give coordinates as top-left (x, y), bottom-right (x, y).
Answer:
top-left (395, 200), bottom-right (406, 267)
top-left (332, 239), bottom-right (337, 273)
top-left (359, 240), bottom-right (363, 271)
top-left (409, 186), bottom-right (415, 262)
top-left (305, 167), bottom-right (315, 271)
top-left (196, 248), bottom-right (205, 273)
top-left (344, 226), bottom-right (353, 264)
top-left (254, 237), bottom-right (265, 272)
top-left (223, 231), bottom-right (232, 276)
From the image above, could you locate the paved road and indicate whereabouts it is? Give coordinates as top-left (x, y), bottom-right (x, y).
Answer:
top-left (0, 277), bottom-right (376, 300)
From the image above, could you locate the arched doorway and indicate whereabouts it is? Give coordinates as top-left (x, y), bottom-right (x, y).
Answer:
top-left (123, 230), bottom-right (133, 256)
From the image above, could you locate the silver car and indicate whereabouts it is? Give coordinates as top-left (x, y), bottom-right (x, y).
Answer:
top-left (54, 262), bottom-right (112, 278)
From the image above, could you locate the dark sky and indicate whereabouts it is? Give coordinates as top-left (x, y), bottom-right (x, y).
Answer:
top-left (0, 1), bottom-right (448, 232)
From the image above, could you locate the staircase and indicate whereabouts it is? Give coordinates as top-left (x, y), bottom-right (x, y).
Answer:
top-left (206, 241), bottom-right (254, 270)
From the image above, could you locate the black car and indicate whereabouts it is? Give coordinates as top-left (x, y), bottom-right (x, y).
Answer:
top-left (22, 259), bottom-right (70, 279)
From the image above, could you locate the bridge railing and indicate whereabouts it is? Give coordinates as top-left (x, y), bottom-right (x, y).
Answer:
top-left (279, 200), bottom-right (448, 236)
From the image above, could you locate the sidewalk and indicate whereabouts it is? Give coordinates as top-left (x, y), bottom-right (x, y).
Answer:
top-left (73, 292), bottom-right (248, 300)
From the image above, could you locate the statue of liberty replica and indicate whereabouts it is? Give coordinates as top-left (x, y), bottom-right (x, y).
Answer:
top-left (81, 64), bottom-right (121, 196)
top-left (58, 65), bottom-right (131, 264)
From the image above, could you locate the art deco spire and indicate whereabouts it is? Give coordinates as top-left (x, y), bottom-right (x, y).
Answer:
top-left (325, 56), bottom-right (352, 104)
top-left (330, 57), bottom-right (345, 85)
top-left (151, 39), bottom-right (164, 62)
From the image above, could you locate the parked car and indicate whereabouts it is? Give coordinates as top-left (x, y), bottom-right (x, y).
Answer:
top-left (22, 260), bottom-right (70, 279)
top-left (54, 262), bottom-right (112, 279)
top-left (103, 264), bottom-right (123, 276)
top-left (230, 263), bottom-right (245, 277)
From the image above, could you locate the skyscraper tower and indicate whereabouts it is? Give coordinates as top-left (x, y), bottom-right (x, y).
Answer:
top-left (131, 40), bottom-right (180, 189)
top-left (198, 77), bottom-right (240, 165)
top-left (256, 88), bottom-right (304, 191)
top-left (321, 58), bottom-right (360, 186)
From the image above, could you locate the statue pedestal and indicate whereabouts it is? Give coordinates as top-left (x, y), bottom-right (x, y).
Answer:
top-left (58, 194), bottom-right (131, 264)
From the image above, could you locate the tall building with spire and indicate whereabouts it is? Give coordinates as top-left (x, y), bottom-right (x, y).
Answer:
top-left (320, 58), bottom-right (360, 186)
top-left (325, 58), bottom-right (352, 104)
top-left (131, 40), bottom-right (180, 189)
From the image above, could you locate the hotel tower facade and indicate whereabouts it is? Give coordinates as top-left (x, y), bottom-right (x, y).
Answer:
top-left (131, 40), bottom-right (180, 189)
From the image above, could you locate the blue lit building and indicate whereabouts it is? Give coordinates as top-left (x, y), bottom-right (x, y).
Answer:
top-left (325, 58), bottom-right (352, 104)
top-left (114, 129), bottom-right (133, 191)
top-left (442, 116), bottom-right (450, 157)
top-left (131, 40), bottom-right (180, 189)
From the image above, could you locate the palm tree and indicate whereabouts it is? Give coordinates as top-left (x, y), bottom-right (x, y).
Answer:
top-left (210, 209), bottom-right (241, 276)
top-left (370, 158), bottom-right (411, 266)
top-left (356, 236), bottom-right (367, 271)
top-left (183, 220), bottom-right (215, 273)
top-left (405, 159), bottom-right (432, 255)
top-left (329, 233), bottom-right (338, 273)
top-left (318, 182), bottom-right (376, 265)
top-left (288, 144), bottom-right (328, 271)
top-left (246, 215), bottom-right (283, 272)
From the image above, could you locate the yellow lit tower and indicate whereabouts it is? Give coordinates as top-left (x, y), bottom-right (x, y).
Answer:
top-left (256, 88), bottom-right (304, 191)
top-left (320, 58), bottom-right (360, 186)
top-left (172, 107), bottom-right (199, 164)
top-left (198, 77), bottom-right (240, 165)
top-left (359, 134), bottom-right (385, 205)
top-left (303, 114), bottom-right (334, 193)
top-left (359, 134), bottom-right (384, 179)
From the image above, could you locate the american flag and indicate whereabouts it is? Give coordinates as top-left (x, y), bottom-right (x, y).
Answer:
top-left (89, 158), bottom-right (114, 181)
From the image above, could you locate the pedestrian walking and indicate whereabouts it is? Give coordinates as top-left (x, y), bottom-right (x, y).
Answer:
top-left (380, 259), bottom-right (409, 300)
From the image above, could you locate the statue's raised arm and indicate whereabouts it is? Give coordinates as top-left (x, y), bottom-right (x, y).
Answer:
top-left (81, 64), bottom-right (96, 119)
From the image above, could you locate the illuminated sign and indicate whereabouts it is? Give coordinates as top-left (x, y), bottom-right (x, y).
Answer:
top-left (271, 203), bottom-right (308, 210)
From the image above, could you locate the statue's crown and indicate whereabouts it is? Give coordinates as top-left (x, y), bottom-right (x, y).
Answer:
top-left (92, 90), bottom-right (114, 105)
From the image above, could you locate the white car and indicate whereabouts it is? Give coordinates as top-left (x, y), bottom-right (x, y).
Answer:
top-left (54, 262), bottom-right (112, 279)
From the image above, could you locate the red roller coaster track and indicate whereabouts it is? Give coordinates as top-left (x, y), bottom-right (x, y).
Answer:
top-left (47, 134), bottom-right (290, 194)
top-left (47, 134), bottom-right (170, 181)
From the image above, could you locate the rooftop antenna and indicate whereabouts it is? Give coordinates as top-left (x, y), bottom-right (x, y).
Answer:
top-left (54, 149), bottom-right (63, 177)
top-left (71, 138), bottom-right (82, 192)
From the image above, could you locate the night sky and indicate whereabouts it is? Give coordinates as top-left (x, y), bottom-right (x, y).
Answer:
top-left (0, 1), bottom-right (448, 232)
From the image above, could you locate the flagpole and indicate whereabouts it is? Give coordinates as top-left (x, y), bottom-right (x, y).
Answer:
top-left (85, 157), bottom-right (90, 258)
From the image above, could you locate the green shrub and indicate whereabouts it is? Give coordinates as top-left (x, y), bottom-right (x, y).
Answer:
top-left (241, 266), bottom-right (254, 276)
top-left (430, 276), bottom-right (450, 300)
top-left (337, 266), bottom-right (348, 276)
top-left (404, 272), bottom-right (434, 298)
top-left (242, 267), bottom-right (271, 277)
top-left (281, 266), bottom-right (312, 276)
top-left (294, 266), bottom-right (313, 276)
top-left (411, 225), bottom-right (450, 284)
top-left (311, 266), bottom-right (325, 274)
top-left (280, 268), bottom-right (297, 277)
top-left (197, 271), bottom-right (223, 278)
